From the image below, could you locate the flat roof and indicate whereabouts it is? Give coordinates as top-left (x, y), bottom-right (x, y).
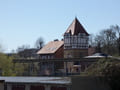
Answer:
top-left (0, 77), bottom-right (71, 85)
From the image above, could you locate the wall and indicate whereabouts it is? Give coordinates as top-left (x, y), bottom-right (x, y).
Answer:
top-left (64, 49), bottom-right (88, 74)
top-left (6, 83), bottom-right (69, 90)
top-left (64, 49), bottom-right (88, 58)
top-left (71, 76), bottom-right (110, 90)
top-left (54, 45), bottom-right (64, 70)
top-left (55, 45), bottom-right (64, 59)
top-left (0, 80), bottom-right (4, 90)
top-left (39, 62), bottom-right (54, 75)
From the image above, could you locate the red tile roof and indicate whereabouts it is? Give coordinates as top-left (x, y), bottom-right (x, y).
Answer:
top-left (37, 40), bottom-right (64, 54)
top-left (64, 18), bottom-right (89, 36)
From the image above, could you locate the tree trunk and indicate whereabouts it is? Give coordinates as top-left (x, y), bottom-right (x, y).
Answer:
top-left (118, 38), bottom-right (120, 56)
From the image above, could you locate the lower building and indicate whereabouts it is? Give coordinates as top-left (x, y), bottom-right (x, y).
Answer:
top-left (0, 77), bottom-right (71, 90)
top-left (37, 40), bottom-right (64, 59)
top-left (37, 40), bottom-right (64, 75)
top-left (0, 76), bottom-right (110, 90)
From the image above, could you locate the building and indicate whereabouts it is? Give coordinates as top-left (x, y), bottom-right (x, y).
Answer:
top-left (0, 76), bottom-right (110, 90)
top-left (64, 18), bottom-right (89, 58)
top-left (63, 18), bottom-right (89, 74)
top-left (37, 18), bottom-right (89, 59)
top-left (37, 40), bottom-right (64, 75)
top-left (17, 48), bottom-right (39, 59)
top-left (36, 18), bottom-right (89, 75)
top-left (0, 77), bottom-right (71, 90)
top-left (37, 40), bottom-right (64, 59)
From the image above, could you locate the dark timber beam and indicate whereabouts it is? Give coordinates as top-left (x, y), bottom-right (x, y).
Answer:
top-left (13, 57), bottom-right (120, 63)
top-left (13, 58), bottom-right (101, 63)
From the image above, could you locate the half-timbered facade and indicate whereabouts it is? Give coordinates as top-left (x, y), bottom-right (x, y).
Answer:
top-left (63, 18), bottom-right (89, 74)
top-left (64, 18), bottom-right (89, 58)
top-left (64, 33), bottom-right (88, 49)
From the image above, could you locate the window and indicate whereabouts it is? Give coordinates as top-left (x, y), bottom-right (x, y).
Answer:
top-left (12, 85), bottom-right (25, 90)
top-left (51, 86), bottom-right (67, 90)
top-left (30, 85), bottom-right (45, 90)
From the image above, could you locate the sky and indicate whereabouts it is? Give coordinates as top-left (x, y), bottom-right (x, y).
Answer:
top-left (0, 0), bottom-right (120, 53)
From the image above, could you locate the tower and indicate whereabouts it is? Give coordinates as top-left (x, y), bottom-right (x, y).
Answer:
top-left (64, 18), bottom-right (89, 58)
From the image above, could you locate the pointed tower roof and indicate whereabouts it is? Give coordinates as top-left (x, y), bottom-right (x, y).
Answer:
top-left (64, 18), bottom-right (89, 36)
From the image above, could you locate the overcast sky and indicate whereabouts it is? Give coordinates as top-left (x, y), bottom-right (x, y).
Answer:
top-left (0, 0), bottom-right (120, 53)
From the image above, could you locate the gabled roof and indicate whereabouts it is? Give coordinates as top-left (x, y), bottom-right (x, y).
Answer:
top-left (64, 18), bottom-right (89, 36)
top-left (37, 40), bottom-right (64, 54)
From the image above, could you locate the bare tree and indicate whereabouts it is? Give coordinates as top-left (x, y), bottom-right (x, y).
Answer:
top-left (16, 45), bottom-right (30, 58)
top-left (0, 44), bottom-right (4, 53)
top-left (87, 25), bottom-right (120, 56)
top-left (101, 29), bottom-right (116, 54)
top-left (94, 34), bottom-right (104, 53)
top-left (35, 37), bottom-right (44, 49)
top-left (111, 25), bottom-right (120, 56)
top-left (93, 28), bottom-right (117, 55)
top-left (0, 44), bottom-right (2, 52)
top-left (89, 34), bottom-right (95, 47)
top-left (16, 45), bottom-right (30, 53)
